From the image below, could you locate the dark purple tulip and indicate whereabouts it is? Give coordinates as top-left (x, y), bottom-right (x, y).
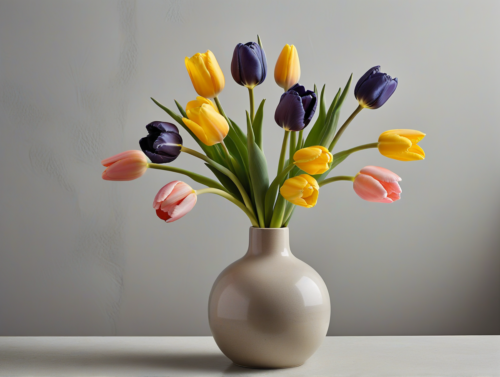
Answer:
top-left (354, 66), bottom-right (398, 109)
top-left (139, 121), bottom-right (182, 163)
top-left (274, 83), bottom-right (317, 131)
top-left (231, 42), bottom-right (267, 88)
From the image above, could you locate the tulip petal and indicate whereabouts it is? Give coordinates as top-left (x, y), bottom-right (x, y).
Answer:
top-left (274, 44), bottom-right (291, 89)
top-left (359, 166), bottom-right (401, 182)
top-left (166, 193), bottom-right (197, 223)
top-left (186, 55), bottom-right (215, 98)
top-left (101, 150), bottom-right (146, 167)
top-left (102, 158), bottom-right (147, 181)
top-left (183, 117), bottom-right (209, 146)
top-left (274, 91), bottom-right (306, 131)
top-left (161, 182), bottom-right (194, 208)
top-left (354, 66), bottom-right (380, 97)
top-left (205, 50), bottom-right (225, 96)
top-left (153, 181), bottom-right (180, 209)
top-left (353, 174), bottom-right (389, 202)
top-left (237, 43), bottom-right (263, 87)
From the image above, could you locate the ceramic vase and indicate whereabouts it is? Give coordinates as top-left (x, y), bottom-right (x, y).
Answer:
top-left (208, 227), bottom-right (330, 368)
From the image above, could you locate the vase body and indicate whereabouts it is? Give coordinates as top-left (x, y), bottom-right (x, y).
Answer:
top-left (208, 227), bottom-right (330, 368)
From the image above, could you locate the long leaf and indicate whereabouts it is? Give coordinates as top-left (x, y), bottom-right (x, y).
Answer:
top-left (320, 74), bottom-right (353, 148)
top-left (246, 111), bottom-right (269, 227)
top-left (252, 99), bottom-right (266, 150)
top-left (174, 100), bottom-right (188, 118)
top-left (304, 85), bottom-right (327, 147)
top-left (225, 137), bottom-right (251, 192)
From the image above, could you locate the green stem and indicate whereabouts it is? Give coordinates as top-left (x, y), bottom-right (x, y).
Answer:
top-left (264, 163), bottom-right (295, 226)
top-left (341, 142), bottom-right (379, 155)
top-left (297, 130), bottom-right (303, 150)
top-left (277, 130), bottom-right (290, 175)
top-left (180, 146), bottom-right (255, 216)
top-left (220, 141), bottom-right (233, 169)
top-left (248, 87), bottom-right (255, 123)
top-left (329, 105), bottom-right (363, 151)
top-left (283, 203), bottom-right (296, 227)
top-left (289, 131), bottom-right (297, 160)
top-left (196, 188), bottom-right (259, 227)
top-left (319, 175), bottom-right (355, 187)
top-left (269, 195), bottom-right (287, 228)
top-left (148, 163), bottom-right (226, 192)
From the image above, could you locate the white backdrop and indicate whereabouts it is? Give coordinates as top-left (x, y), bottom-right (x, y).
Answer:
top-left (0, 0), bottom-right (499, 335)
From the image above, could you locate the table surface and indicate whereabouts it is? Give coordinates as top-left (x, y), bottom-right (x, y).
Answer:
top-left (0, 336), bottom-right (498, 376)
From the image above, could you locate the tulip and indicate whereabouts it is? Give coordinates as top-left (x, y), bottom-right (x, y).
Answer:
top-left (231, 42), bottom-right (267, 88)
top-left (139, 121), bottom-right (183, 163)
top-left (185, 51), bottom-right (225, 98)
top-left (182, 96), bottom-right (229, 146)
top-left (354, 66), bottom-right (398, 109)
top-left (153, 181), bottom-right (197, 223)
top-left (101, 150), bottom-right (148, 181)
top-left (275, 84), bottom-right (317, 131)
top-left (280, 174), bottom-right (319, 208)
top-left (353, 166), bottom-right (401, 203)
top-left (274, 44), bottom-right (300, 91)
top-left (378, 129), bottom-right (426, 161)
top-left (293, 146), bottom-right (333, 175)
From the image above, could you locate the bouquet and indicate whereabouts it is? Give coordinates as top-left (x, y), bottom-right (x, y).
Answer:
top-left (101, 37), bottom-right (426, 228)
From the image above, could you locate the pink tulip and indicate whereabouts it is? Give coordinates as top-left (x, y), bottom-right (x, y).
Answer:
top-left (153, 181), bottom-right (197, 223)
top-left (101, 150), bottom-right (148, 181)
top-left (353, 166), bottom-right (402, 203)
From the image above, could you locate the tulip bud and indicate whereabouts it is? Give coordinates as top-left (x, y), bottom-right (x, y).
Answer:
top-left (231, 42), bottom-right (267, 88)
top-left (293, 146), bottom-right (333, 175)
top-left (378, 129), bottom-right (426, 161)
top-left (185, 50), bottom-right (225, 98)
top-left (274, 44), bottom-right (300, 91)
top-left (101, 150), bottom-right (148, 181)
top-left (182, 96), bottom-right (229, 146)
top-left (139, 121), bottom-right (182, 164)
top-left (355, 66), bottom-right (398, 109)
top-left (153, 181), bottom-right (197, 223)
top-left (280, 174), bottom-right (319, 208)
top-left (275, 84), bottom-right (317, 131)
top-left (353, 166), bottom-right (401, 203)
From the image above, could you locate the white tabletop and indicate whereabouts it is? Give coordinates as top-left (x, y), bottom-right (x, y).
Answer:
top-left (0, 336), bottom-right (498, 376)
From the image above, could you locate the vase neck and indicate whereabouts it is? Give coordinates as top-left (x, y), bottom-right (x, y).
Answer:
top-left (246, 227), bottom-right (292, 257)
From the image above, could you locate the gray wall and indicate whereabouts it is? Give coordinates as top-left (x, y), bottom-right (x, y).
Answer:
top-left (0, 0), bottom-right (499, 336)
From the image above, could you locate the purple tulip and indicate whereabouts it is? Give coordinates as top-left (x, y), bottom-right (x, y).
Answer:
top-left (139, 121), bottom-right (182, 164)
top-left (354, 66), bottom-right (398, 109)
top-left (274, 83), bottom-right (317, 131)
top-left (231, 42), bottom-right (267, 88)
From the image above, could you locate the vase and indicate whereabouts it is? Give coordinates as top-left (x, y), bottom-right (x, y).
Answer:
top-left (208, 227), bottom-right (330, 368)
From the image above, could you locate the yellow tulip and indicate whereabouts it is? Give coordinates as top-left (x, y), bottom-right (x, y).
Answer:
top-left (378, 129), bottom-right (426, 161)
top-left (274, 44), bottom-right (300, 91)
top-left (185, 51), bottom-right (225, 98)
top-left (280, 174), bottom-right (319, 208)
top-left (294, 146), bottom-right (333, 175)
top-left (182, 97), bottom-right (229, 146)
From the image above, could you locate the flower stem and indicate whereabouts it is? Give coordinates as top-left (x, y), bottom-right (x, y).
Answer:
top-left (297, 130), bottom-right (303, 150)
top-left (329, 105), bottom-right (363, 151)
top-left (180, 146), bottom-right (255, 217)
top-left (277, 130), bottom-right (290, 175)
top-left (289, 131), bottom-right (297, 160)
top-left (213, 96), bottom-right (232, 127)
top-left (220, 141), bottom-right (234, 169)
top-left (318, 175), bottom-right (355, 187)
top-left (248, 87), bottom-right (255, 123)
top-left (269, 195), bottom-right (287, 228)
top-left (148, 163), bottom-right (227, 192)
top-left (341, 142), bottom-right (379, 155)
top-left (195, 188), bottom-right (259, 227)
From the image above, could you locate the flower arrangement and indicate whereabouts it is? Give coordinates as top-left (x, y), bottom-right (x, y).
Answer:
top-left (101, 37), bottom-right (425, 228)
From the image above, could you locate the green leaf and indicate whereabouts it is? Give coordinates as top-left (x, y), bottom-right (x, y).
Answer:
top-left (229, 118), bottom-right (248, 146)
top-left (304, 85), bottom-right (327, 147)
top-left (318, 88), bottom-right (341, 147)
top-left (264, 163), bottom-right (293, 227)
top-left (320, 74), bottom-right (353, 148)
top-left (205, 164), bottom-right (243, 201)
top-left (225, 137), bottom-right (250, 192)
top-left (246, 111), bottom-right (269, 227)
top-left (252, 99), bottom-right (266, 150)
top-left (174, 100), bottom-right (188, 118)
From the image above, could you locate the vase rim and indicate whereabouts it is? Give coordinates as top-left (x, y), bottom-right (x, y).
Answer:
top-left (250, 227), bottom-right (289, 230)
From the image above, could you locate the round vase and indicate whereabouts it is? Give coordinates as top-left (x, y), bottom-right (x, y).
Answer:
top-left (208, 227), bottom-right (330, 368)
